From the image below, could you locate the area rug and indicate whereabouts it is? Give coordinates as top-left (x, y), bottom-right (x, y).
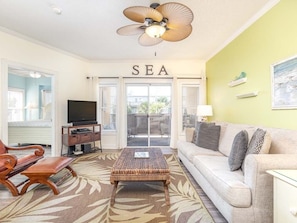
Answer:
top-left (0, 152), bottom-right (214, 223)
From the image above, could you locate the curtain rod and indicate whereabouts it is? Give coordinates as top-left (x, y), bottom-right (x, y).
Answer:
top-left (122, 76), bottom-right (173, 79)
top-left (86, 76), bottom-right (204, 79)
top-left (176, 77), bottom-right (203, 79)
top-left (86, 76), bottom-right (120, 79)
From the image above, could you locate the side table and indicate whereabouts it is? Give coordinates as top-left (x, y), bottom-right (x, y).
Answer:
top-left (267, 170), bottom-right (297, 223)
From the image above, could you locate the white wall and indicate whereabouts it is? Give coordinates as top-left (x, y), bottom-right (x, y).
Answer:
top-left (88, 60), bottom-right (206, 149)
top-left (0, 30), bottom-right (89, 154)
top-left (0, 29), bottom-right (206, 152)
top-left (89, 60), bottom-right (205, 77)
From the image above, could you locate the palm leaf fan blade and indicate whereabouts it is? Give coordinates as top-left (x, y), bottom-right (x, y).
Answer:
top-left (117, 24), bottom-right (144, 36)
top-left (124, 6), bottom-right (163, 23)
top-left (162, 25), bottom-right (192, 42)
top-left (156, 3), bottom-right (194, 27)
top-left (138, 33), bottom-right (163, 46)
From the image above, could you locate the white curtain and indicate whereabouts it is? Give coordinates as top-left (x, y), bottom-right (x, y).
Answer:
top-left (87, 76), bottom-right (99, 101)
top-left (170, 77), bottom-right (178, 148)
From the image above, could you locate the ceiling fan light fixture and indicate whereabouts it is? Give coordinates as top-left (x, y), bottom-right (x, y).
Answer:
top-left (118, 2), bottom-right (193, 46)
top-left (145, 24), bottom-right (166, 38)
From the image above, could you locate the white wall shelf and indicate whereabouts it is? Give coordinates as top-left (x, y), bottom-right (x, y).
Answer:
top-left (236, 91), bottom-right (258, 99)
top-left (228, 77), bottom-right (247, 87)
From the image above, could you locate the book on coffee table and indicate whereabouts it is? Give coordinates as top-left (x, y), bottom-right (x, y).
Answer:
top-left (134, 152), bottom-right (149, 158)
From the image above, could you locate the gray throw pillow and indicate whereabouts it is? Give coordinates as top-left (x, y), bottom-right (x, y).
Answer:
top-left (193, 122), bottom-right (215, 146)
top-left (241, 128), bottom-right (271, 173)
top-left (247, 128), bottom-right (267, 154)
top-left (192, 130), bottom-right (197, 144)
top-left (228, 130), bottom-right (248, 171)
top-left (196, 122), bottom-right (221, 151)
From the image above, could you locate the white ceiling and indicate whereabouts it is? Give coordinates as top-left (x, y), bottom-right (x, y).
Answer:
top-left (0, 0), bottom-right (278, 61)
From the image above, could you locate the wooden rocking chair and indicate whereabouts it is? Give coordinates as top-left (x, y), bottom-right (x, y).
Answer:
top-left (0, 140), bottom-right (44, 196)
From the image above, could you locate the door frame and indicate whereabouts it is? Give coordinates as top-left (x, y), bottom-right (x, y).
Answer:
top-left (124, 78), bottom-right (173, 147)
top-left (1, 59), bottom-right (57, 155)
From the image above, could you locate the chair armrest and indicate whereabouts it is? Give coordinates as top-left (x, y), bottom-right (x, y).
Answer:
top-left (0, 154), bottom-right (18, 174)
top-left (5, 144), bottom-right (45, 156)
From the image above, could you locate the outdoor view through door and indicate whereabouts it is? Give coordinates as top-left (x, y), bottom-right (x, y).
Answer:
top-left (127, 85), bottom-right (171, 147)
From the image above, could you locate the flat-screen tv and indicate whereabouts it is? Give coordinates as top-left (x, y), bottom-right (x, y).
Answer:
top-left (67, 100), bottom-right (97, 125)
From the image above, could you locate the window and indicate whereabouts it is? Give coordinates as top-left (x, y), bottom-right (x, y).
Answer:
top-left (99, 85), bottom-right (117, 130)
top-left (40, 89), bottom-right (52, 120)
top-left (8, 88), bottom-right (25, 121)
top-left (182, 85), bottom-right (199, 131)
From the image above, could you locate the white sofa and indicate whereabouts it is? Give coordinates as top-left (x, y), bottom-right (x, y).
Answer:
top-left (177, 122), bottom-right (297, 223)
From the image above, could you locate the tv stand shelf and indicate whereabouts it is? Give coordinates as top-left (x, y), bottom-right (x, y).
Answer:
top-left (61, 124), bottom-right (102, 156)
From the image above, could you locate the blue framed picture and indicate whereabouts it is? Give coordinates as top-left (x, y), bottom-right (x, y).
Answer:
top-left (271, 55), bottom-right (297, 109)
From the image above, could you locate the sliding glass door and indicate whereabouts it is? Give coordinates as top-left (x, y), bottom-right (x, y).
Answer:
top-left (126, 84), bottom-right (171, 147)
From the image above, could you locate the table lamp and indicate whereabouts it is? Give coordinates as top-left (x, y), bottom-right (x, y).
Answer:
top-left (197, 105), bottom-right (213, 122)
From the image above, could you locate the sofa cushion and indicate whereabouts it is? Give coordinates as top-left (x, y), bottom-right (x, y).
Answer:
top-left (266, 127), bottom-right (297, 154)
top-left (193, 155), bottom-right (251, 207)
top-left (228, 130), bottom-right (249, 171)
top-left (242, 128), bottom-right (272, 172)
top-left (194, 122), bottom-right (221, 151)
top-left (218, 123), bottom-right (256, 157)
top-left (177, 141), bottom-right (223, 163)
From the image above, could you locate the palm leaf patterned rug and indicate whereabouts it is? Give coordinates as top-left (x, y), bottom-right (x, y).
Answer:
top-left (0, 152), bottom-right (214, 223)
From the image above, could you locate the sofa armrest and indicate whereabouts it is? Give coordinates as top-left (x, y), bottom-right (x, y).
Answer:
top-left (243, 154), bottom-right (297, 220)
top-left (244, 154), bottom-right (297, 186)
top-left (6, 144), bottom-right (44, 156)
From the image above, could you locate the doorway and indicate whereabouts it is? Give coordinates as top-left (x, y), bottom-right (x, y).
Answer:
top-left (126, 84), bottom-right (171, 147)
top-left (1, 60), bottom-right (55, 156)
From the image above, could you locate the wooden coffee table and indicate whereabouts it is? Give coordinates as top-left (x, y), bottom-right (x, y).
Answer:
top-left (110, 147), bottom-right (170, 206)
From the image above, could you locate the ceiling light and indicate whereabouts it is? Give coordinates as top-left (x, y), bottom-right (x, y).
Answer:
top-left (145, 25), bottom-right (166, 38)
top-left (30, 71), bottom-right (41, 78)
top-left (52, 7), bottom-right (62, 15)
top-left (118, 3), bottom-right (193, 46)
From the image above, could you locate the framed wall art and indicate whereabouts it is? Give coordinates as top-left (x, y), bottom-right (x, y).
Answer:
top-left (271, 55), bottom-right (297, 109)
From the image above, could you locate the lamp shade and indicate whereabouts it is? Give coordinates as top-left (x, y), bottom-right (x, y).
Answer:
top-left (145, 25), bottom-right (166, 38)
top-left (197, 105), bottom-right (213, 117)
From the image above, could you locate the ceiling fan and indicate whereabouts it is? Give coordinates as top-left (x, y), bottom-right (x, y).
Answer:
top-left (117, 2), bottom-right (194, 46)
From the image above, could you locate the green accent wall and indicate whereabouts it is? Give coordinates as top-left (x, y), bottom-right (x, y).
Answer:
top-left (206, 0), bottom-right (297, 130)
